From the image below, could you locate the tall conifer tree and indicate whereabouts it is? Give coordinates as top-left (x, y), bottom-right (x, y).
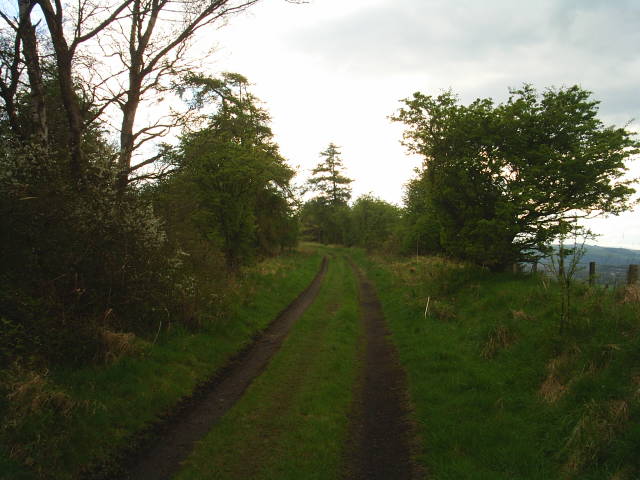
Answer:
top-left (308, 143), bottom-right (352, 206)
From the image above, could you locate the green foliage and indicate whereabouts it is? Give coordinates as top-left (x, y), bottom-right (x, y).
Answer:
top-left (0, 250), bottom-right (323, 479)
top-left (154, 73), bottom-right (297, 270)
top-left (546, 222), bottom-right (595, 334)
top-left (300, 198), bottom-right (352, 245)
top-left (401, 174), bottom-right (441, 256)
top-left (0, 6), bottom-right (304, 476)
top-left (307, 143), bottom-right (353, 207)
top-left (0, 54), bottom-right (186, 366)
top-left (302, 143), bottom-right (355, 245)
top-left (0, 142), bottom-right (178, 366)
top-left (0, 70), bottom-right (298, 367)
top-left (350, 194), bottom-right (401, 251)
top-left (394, 85), bottom-right (639, 270)
top-left (354, 252), bottom-right (640, 479)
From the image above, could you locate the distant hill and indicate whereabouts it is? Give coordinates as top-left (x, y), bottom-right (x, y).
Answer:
top-left (537, 244), bottom-right (640, 285)
top-left (579, 244), bottom-right (640, 266)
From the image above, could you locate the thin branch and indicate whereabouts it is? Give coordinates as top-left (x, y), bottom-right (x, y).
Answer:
top-left (0, 11), bottom-right (18, 31)
top-left (142, 0), bottom-right (260, 77)
top-left (71, 0), bottom-right (134, 50)
top-left (126, 150), bottom-right (164, 173)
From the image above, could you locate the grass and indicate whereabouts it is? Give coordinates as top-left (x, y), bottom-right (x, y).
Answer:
top-left (6, 244), bottom-right (637, 479)
top-left (0, 247), bottom-right (323, 480)
top-left (175, 252), bottom-right (361, 480)
top-left (350, 249), bottom-right (640, 480)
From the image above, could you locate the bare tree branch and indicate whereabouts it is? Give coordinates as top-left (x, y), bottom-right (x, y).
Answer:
top-left (114, 0), bottom-right (264, 194)
top-left (71, 1), bottom-right (134, 51)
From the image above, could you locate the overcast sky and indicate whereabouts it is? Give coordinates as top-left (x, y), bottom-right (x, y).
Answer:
top-left (204, 0), bottom-right (640, 248)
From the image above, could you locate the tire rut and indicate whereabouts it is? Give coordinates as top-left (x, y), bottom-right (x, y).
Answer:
top-left (343, 260), bottom-right (421, 480)
top-left (103, 257), bottom-right (328, 480)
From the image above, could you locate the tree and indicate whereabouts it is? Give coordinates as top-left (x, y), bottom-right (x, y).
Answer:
top-left (392, 85), bottom-right (639, 270)
top-left (153, 74), bottom-right (296, 269)
top-left (107, 0), bottom-right (266, 193)
top-left (0, 0), bottom-right (269, 187)
top-left (13, 0), bottom-right (134, 181)
top-left (546, 221), bottom-right (595, 334)
top-left (303, 142), bottom-right (353, 244)
top-left (0, 0), bottom-right (305, 366)
top-left (308, 143), bottom-right (353, 206)
top-left (350, 194), bottom-right (401, 251)
top-left (300, 197), bottom-right (352, 245)
top-left (0, 5), bottom-right (46, 144)
top-left (402, 172), bottom-right (442, 256)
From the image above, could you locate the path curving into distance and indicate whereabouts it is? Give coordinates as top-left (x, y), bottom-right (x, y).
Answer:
top-left (114, 257), bottom-right (328, 480)
top-left (343, 261), bottom-right (420, 480)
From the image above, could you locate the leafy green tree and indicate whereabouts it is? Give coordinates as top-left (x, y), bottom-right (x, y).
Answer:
top-left (402, 173), bottom-right (441, 256)
top-left (350, 194), bottom-right (401, 251)
top-left (300, 198), bottom-right (351, 245)
top-left (0, 0), bottom-right (296, 367)
top-left (393, 85), bottom-right (638, 270)
top-left (154, 73), bottom-right (296, 269)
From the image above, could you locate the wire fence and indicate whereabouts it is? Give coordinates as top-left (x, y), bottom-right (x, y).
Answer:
top-left (525, 262), bottom-right (639, 287)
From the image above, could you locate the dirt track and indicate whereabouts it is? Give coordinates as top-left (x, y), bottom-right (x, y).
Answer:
top-left (113, 257), bottom-right (328, 480)
top-left (343, 262), bottom-right (419, 480)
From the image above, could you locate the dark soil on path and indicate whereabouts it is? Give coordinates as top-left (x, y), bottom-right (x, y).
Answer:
top-left (88, 257), bottom-right (328, 480)
top-left (343, 261), bottom-right (422, 480)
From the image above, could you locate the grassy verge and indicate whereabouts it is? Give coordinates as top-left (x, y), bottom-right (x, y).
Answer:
top-left (175, 252), bottom-right (361, 480)
top-left (351, 249), bottom-right (640, 480)
top-left (0, 247), bottom-right (323, 480)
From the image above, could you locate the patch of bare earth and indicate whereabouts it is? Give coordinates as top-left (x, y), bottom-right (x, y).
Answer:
top-left (343, 262), bottom-right (423, 480)
top-left (87, 257), bottom-right (328, 480)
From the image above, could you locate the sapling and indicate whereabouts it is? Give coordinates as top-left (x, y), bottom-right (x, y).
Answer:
top-left (547, 220), bottom-right (595, 334)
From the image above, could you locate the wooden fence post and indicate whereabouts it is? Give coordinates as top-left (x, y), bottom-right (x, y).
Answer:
top-left (627, 264), bottom-right (639, 285)
top-left (589, 262), bottom-right (596, 286)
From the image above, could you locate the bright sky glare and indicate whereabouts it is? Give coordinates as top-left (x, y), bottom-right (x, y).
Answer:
top-left (201, 0), bottom-right (640, 247)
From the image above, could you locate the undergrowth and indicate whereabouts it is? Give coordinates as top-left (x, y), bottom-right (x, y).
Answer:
top-left (351, 249), bottom-right (640, 479)
top-left (0, 247), bottom-right (323, 480)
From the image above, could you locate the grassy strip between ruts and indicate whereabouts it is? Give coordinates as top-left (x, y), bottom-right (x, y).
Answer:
top-left (0, 246), bottom-right (323, 480)
top-left (175, 251), bottom-right (361, 480)
top-left (350, 249), bottom-right (640, 480)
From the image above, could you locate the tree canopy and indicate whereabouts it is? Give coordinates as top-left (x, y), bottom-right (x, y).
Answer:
top-left (393, 85), bottom-right (639, 269)
top-left (351, 194), bottom-right (401, 251)
top-left (153, 74), bottom-right (296, 269)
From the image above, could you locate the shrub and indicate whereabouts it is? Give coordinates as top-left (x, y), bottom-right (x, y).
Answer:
top-left (0, 146), bottom-right (180, 365)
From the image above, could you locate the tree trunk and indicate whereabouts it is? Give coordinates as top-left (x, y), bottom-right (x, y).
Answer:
top-left (117, 95), bottom-right (140, 194)
top-left (0, 74), bottom-right (22, 140)
top-left (36, 0), bottom-right (86, 184)
top-left (18, 0), bottom-right (48, 144)
top-left (116, 0), bottom-right (146, 196)
top-left (2, 92), bottom-right (21, 138)
top-left (116, 59), bottom-right (143, 195)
